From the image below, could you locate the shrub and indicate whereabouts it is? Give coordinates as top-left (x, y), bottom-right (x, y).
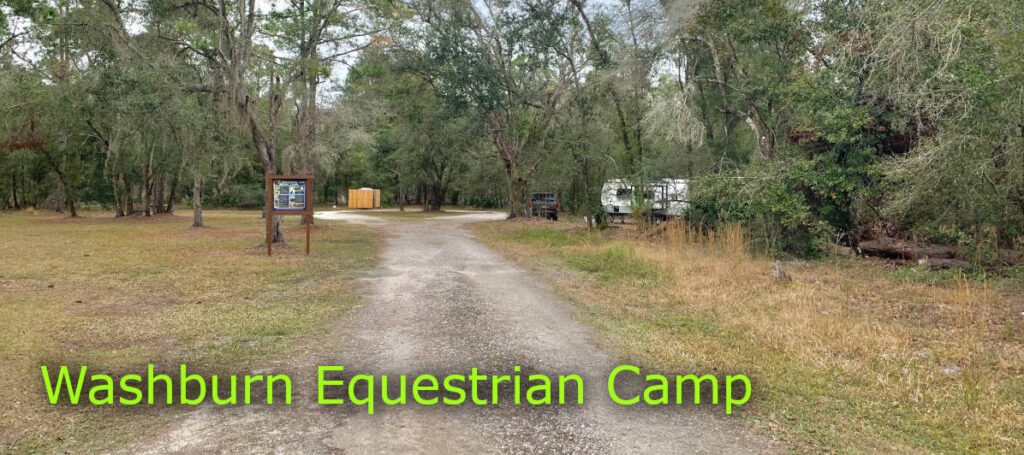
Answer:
top-left (685, 158), bottom-right (863, 258)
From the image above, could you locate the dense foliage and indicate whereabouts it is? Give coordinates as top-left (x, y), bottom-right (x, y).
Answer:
top-left (1, 0), bottom-right (1021, 257)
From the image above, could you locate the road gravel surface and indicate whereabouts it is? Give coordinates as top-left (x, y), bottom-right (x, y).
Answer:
top-left (127, 211), bottom-right (778, 454)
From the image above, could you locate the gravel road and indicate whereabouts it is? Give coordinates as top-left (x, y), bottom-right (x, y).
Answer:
top-left (127, 211), bottom-right (778, 454)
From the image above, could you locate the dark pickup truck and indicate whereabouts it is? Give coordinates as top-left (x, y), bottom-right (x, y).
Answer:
top-left (529, 192), bottom-right (559, 220)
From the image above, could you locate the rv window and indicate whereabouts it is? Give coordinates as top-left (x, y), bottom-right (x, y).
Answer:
top-left (615, 188), bottom-right (632, 197)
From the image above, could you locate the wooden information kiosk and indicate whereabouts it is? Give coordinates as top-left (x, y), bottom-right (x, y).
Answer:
top-left (265, 173), bottom-right (314, 256)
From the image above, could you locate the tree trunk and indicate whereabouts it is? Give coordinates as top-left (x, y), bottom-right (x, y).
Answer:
top-left (488, 113), bottom-right (531, 219)
top-left (505, 159), bottom-right (528, 219)
top-left (122, 174), bottom-right (135, 214)
top-left (112, 175), bottom-right (124, 217)
top-left (55, 190), bottom-right (65, 213)
top-left (110, 123), bottom-right (125, 216)
top-left (11, 172), bottom-right (20, 209)
top-left (570, 0), bottom-right (636, 164)
top-left (55, 179), bottom-right (66, 213)
top-left (53, 167), bottom-right (76, 217)
top-left (428, 184), bottom-right (444, 211)
top-left (143, 181), bottom-right (152, 216)
top-left (244, 83), bottom-right (285, 243)
top-left (143, 145), bottom-right (154, 216)
top-left (192, 164), bottom-right (202, 227)
top-left (153, 178), bottom-right (165, 214)
top-left (144, 182), bottom-right (152, 217)
top-left (201, 0), bottom-right (280, 241)
top-left (397, 172), bottom-right (405, 212)
top-left (166, 165), bottom-right (180, 214)
top-left (47, 140), bottom-right (76, 217)
top-left (20, 171), bottom-right (28, 208)
top-left (706, 37), bottom-right (775, 161)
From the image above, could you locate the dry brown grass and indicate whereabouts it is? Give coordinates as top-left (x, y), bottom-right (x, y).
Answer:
top-left (473, 219), bottom-right (1024, 453)
top-left (0, 210), bottom-right (378, 453)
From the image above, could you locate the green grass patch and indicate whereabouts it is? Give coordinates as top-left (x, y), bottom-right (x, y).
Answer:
top-left (565, 244), bottom-right (663, 283)
top-left (509, 226), bottom-right (585, 247)
top-left (889, 265), bottom-right (986, 286)
top-left (888, 263), bottom-right (1024, 290)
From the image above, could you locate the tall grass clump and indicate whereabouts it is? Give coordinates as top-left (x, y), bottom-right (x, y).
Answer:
top-left (663, 219), bottom-right (747, 261)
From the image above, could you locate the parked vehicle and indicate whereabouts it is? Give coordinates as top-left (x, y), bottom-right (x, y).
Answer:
top-left (600, 178), bottom-right (688, 222)
top-left (529, 192), bottom-right (559, 220)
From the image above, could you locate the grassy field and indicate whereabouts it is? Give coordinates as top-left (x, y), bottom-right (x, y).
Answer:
top-left (0, 210), bottom-right (378, 453)
top-left (472, 219), bottom-right (1024, 453)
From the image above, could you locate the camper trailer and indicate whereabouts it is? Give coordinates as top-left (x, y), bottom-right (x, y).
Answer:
top-left (601, 178), bottom-right (688, 222)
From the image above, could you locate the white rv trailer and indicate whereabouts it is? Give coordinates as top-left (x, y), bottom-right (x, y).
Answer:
top-left (601, 178), bottom-right (689, 222)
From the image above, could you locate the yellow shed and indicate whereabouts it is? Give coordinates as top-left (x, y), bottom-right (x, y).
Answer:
top-left (348, 188), bottom-right (381, 209)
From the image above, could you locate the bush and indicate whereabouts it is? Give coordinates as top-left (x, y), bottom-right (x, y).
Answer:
top-left (685, 158), bottom-right (865, 258)
top-left (584, 203), bottom-right (609, 230)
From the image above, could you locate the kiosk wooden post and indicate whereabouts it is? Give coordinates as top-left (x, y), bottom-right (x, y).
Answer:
top-left (265, 173), bottom-right (314, 256)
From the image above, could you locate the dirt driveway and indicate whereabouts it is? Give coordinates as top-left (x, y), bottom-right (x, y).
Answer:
top-left (127, 211), bottom-right (777, 454)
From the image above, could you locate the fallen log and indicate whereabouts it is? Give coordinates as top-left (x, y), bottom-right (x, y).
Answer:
top-left (856, 236), bottom-right (1023, 268)
top-left (857, 237), bottom-right (957, 261)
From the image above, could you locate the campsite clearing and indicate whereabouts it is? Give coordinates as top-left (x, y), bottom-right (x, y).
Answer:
top-left (0, 210), bottom-right (378, 452)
